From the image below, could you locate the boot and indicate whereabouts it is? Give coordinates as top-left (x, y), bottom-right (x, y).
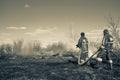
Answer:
top-left (107, 60), bottom-right (113, 70)
top-left (96, 58), bottom-right (102, 69)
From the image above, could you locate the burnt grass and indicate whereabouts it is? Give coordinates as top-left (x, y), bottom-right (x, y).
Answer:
top-left (0, 55), bottom-right (120, 80)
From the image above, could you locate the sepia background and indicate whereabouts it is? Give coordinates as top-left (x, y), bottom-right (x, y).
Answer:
top-left (0, 0), bottom-right (120, 48)
top-left (0, 1), bottom-right (120, 80)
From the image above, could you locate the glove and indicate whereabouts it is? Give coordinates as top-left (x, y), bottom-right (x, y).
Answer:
top-left (76, 45), bottom-right (79, 48)
top-left (100, 45), bottom-right (105, 49)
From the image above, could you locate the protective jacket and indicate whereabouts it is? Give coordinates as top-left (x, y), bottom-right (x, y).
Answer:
top-left (77, 36), bottom-right (88, 60)
top-left (102, 34), bottom-right (113, 50)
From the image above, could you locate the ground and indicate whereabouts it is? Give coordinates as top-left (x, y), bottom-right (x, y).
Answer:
top-left (0, 56), bottom-right (120, 80)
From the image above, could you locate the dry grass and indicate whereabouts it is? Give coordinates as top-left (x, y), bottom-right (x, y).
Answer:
top-left (0, 39), bottom-right (120, 59)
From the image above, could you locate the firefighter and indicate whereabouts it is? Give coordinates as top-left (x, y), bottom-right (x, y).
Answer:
top-left (76, 32), bottom-right (88, 64)
top-left (97, 29), bottom-right (114, 69)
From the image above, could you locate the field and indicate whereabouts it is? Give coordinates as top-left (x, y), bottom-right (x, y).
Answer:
top-left (0, 40), bottom-right (120, 80)
top-left (0, 55), bottom-right (120, 80)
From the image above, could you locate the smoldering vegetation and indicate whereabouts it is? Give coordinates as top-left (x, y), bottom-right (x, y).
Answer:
top-left (0, 39), bottom-right (120, 80)
top-left (0, 40), bottom-right (76, 58)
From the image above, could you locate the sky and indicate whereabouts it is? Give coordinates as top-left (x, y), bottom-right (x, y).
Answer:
top-left (0, 0), bottom-right (120, 47)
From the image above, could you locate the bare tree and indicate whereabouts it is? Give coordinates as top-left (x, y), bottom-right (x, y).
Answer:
top-left (69, 24), bottom-right (79, 45)
top-left (105, 16), bottom-right (120, 48)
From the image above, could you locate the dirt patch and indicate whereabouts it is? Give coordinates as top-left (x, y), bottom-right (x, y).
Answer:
top-left (0, 56), bottom-right (120, 80)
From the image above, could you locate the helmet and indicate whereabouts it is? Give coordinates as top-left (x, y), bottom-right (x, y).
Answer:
top-left (103, 29), bottom-right (109, 35)
top-left (81, 32), bottom-right (85, 36)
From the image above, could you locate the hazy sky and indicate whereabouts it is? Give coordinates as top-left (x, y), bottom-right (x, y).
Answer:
top-left (0, 0), bottom-right (120, 47)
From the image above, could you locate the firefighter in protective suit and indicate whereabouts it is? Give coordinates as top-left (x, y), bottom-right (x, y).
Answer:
top-left (76, 32), bottom-right (88, 64)
top-left (96, 29), bottom-right (114, 69)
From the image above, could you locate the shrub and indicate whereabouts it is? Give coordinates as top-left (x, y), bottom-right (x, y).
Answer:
top-left (32, 40), bottom-right (41, 52)
top-left (46, 42), bottom-right (67, 54)
top-left (4, 44), bottom-right (13, 54)
top-left (21, 40), bottom-right (42, 56)
top-left (13, 40), bottom-right (23, 55)
top-left (0, 44), bottom-right (6, 54)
